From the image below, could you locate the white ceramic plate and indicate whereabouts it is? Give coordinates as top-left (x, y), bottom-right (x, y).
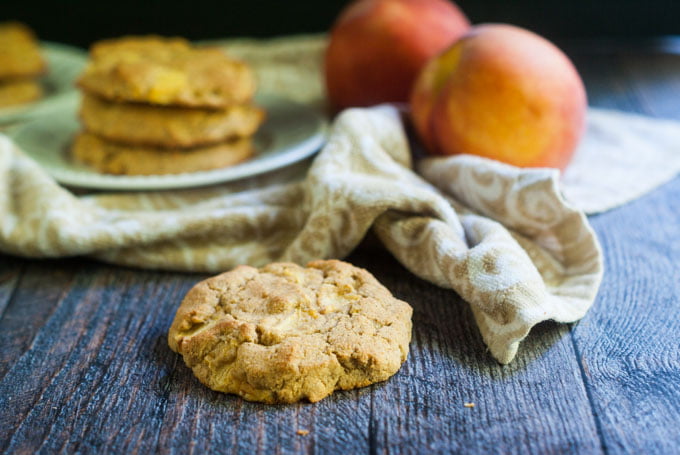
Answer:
top-left (9, 94), bottom-right (328, 190)
top-left (0, 42), bottom-right (87, 123)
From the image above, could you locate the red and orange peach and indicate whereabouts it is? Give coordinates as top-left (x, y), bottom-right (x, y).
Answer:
top-left (325, 0), bottom-right (470, 111)
top-left (411, 24), bottom-right (587, 170)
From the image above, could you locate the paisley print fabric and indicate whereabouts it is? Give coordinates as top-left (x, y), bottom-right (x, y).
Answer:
top-left (10, 34), bottom-right (680, 363)
top-left (0, 104), bottom-right (602, 364)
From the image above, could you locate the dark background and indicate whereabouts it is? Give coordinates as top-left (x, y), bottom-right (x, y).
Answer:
top-left (2, 0), bottom-right (680, 49)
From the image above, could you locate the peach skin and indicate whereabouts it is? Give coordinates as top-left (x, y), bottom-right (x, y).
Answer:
top-left (325, 0), bottom-right (470, 111)
top-left (410, 24), bottom-right (587, 171)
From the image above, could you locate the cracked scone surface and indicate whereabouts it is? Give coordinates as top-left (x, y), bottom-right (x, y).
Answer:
top-left (77, 36), bottom-right (255, 108)
top-left (168, 260), bottom-right (413, 404)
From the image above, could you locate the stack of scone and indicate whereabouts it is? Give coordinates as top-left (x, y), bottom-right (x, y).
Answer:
top-left (0, 22), bottom-right (46, 108)
top-left (73, 36), bottom-right (264, 175)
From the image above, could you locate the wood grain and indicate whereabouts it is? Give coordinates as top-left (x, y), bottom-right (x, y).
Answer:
top-left (0, 257), bottom-right (22, 319)
top-left (570, 48), bottom-right (680, 454)
top-left (577, 177), bottom-right (680, 453)
top-left (0, 250), bottom-right (603, 455)
top-left (352, 257), bottom-right (602, 455)
top-left (1, 45), bottom-right (680, 454)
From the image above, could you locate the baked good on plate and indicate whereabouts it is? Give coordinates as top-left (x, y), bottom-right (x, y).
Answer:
top-left (72, 35), bottom-right (263, 175)
top-left (0, 22), bottom-right (46, 108)
top-left (77, 36), bottom-right (255, 108)
top-left (79, 93), bottom-right (264, 148)
top-left (0, 22), bottom-right (46, 80)
top-left (0, 79), bottom-right (43, 107)
top-left (71, 132), bottom-right (254, 175)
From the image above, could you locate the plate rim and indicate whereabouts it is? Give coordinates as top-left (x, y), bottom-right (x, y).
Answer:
top-left (10, 93), bottom-right (328, 191)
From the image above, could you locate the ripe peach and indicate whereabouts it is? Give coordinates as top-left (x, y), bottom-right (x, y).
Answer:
top-left (410, 24), bottom-right (587, 170)
top-left (325, 0), bottom-right (470, 111)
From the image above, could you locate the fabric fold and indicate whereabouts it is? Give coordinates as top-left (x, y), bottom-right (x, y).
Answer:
top-left (0, 104), bottom-right (602, 364)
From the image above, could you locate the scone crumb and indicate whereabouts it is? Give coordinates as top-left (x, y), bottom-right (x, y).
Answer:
top-left (296, 429), bottom-right (310, 436)
top-left (464, 402), bottom-right (475, 408)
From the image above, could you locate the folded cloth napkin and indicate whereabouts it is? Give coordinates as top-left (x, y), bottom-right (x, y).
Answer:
top-left (2, 35), bottom-right (680, 363)
top-left (0, 105), bottom-right (602, 364)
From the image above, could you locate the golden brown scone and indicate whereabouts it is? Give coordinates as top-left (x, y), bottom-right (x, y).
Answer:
top-left (0, 22), bottom-right (46, 79)
top-left (77, 36), bottom-right (256, 108)
top-left (89, 35), bottom-right (189, 59)
top-left (0, 79), bottom-right (43, 108)
top-left (168, 260), bottom-right (413, 404)
top-left (79, 94), bottom-right (265, 148)
top-left (71, 132), bottom-right (254, 175)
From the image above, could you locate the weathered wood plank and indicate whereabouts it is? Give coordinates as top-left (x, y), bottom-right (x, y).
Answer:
top-left (575, 174), bottom-right (680, 454)
top-left (1, 46), bottom-right (680, 455)
top-left (568, 48), bottom-right (680, 454)
top-left (0, 255), bottom-right (23, 319)
top-left (0, 260), bottom-right (197, 453)
top-left (618, 52), bottom-right (680, 118)
top-left (570, 53), bottom-right (642, 112)
top-left (353, 251), bottom-right (602, 455)
top-left (0, 259), bottom-right (76, 381)
top-left (0, 247), bottom-right (602, 454)
top-left (0, 257), bottom-right (377, 454)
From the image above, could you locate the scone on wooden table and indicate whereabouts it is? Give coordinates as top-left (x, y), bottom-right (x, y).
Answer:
top-left (0, 22), bottom-right (46, 108)
top-left (168, 260), bottom-right (413, 404)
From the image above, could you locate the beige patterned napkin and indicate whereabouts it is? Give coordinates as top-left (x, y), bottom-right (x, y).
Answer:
top-left (0, 104), bottom-right (602, 364)
top-left (2, 34), bottom-right (677, 364)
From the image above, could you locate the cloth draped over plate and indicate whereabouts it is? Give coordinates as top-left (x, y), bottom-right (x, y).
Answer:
top-left (2, 35), bottom-right (680, 363)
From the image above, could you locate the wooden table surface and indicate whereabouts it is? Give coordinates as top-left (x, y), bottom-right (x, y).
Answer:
top-left (2, 42), bottom-right (680, 454)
